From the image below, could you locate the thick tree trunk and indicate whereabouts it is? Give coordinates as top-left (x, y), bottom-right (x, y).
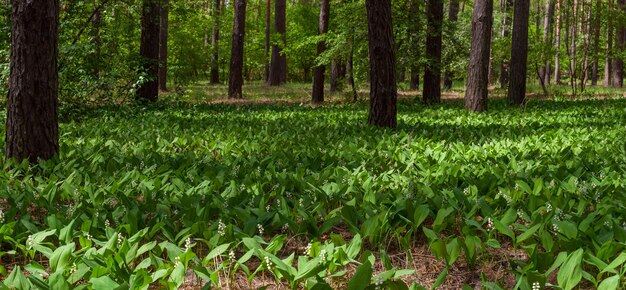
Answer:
top-left (507, 0), bottom-right (530, 105)
top-left (423, 0), bottom-right (443, 104)
top-left (210, 0), bottom-right (221, 84)
top-left (311, 0), bottom-right (329, 104)
top-left (365, 0), bottom-right (397, 128)
top-left (464, 0), bottom-right (493, 112)
top-left (269, 0), bottom-right (286, 85)
top-left (159, 0), bottom-right (169, 91)
top-left (137, 0), bottom-right (160, 102)
top-left (265, 0), bottom-right (271, 82)
top-left (228, 0), bottom-right (247, 98)
top-left (6, 0), bottom-right (60, 162)
top-left (499, 0), bottom-right (513, 89)
top-left (554, 0), bottom-right (561, 84)
top-left (443, 0), bottom-right (460, 89)
top-left (612, 0), bottom-right (625, 87)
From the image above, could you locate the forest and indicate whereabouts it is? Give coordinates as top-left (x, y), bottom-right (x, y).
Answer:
top-left (0, 0), bottom-right (626, 289)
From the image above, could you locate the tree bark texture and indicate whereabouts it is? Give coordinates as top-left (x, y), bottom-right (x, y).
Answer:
top-left (159, 0), bottom-right (169, 91)
top-left (605, 0), bottom-right (614, 86)
top-left (330, 59), bottom-right (345, 93)
top-left (312, 0), bottom-right (329, 104)
top-left (210, 0), bottom-right (221, 84)
top-left (6, 0), bottom-right (60, 162)
top-left (269, 0), bottom-right (287, 85)
top-left (591, 0), bottom-right (601, 85)
top-left (228, 0), bottom-right (247, 98)
top-left (612, 0), bottom-right (625, 87)
top-left (423, 0), bottom-right (443, 104)
top-left (365, 0), bottom-right (397, 128)
top-left (554, 0), bottom-right (562, 83)
top-left (507, 0), bottom-right (530, 105)
top-left (137, 0), bottom-right (160, 102)
top-left (464, 0), bottom-right (493, 112)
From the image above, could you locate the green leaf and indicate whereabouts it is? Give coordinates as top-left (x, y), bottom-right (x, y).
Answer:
top-left (557, 249), bottom-right (584, 290)
top-left (89, 276), bottom-right (120, 289)
top-left (346, 261), bottom-right (372, 290)
top-left (598, 275), bottom-right (620, 290)
top-left (50, 244), bottom-right (75, 273)
top-left (204, 243), bottom-right (230, 262)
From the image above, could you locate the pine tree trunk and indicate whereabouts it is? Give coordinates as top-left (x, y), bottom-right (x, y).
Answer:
top-left (137, 0), bottom-right (160, 102)
top-left (443, 0), bottom-right (460, 89)
top-left (465, 0), bottom-right (493, 112)
top-left (507, 0), bottom-right (530, 105)
top-left (228, 0), bottom-right (246, 98)
top-left (612, 0), bottom-right (625, 87)
top-left (540, 0), bottom-right (554, 85)
top-left (6, 0), bottom-right (60, 162)
top-left (311, 0), bottom-right (329, 104)
top-left (365, 0), bottom-right (397, 128)
top-left (269, 0), bottom-right (286, 85)
top-left (210, 0), bottom-right (221, 84)
top-left (423, 0), bottom-right (443, 104)
top-left (159, 0), bottom-right (169, 91)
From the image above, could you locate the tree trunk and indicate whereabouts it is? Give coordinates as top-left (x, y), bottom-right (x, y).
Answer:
top-left (590, 0), bottom-right (601, 85)
top-left (554, 0), bottom-right (561, 83)
top-left (465, 0), bottom-right (493, 112)
top-left (159, 0), bottom-right (169, 91)
top-left (210, 0), bottom-right (221, 84)
top-left (330, 59), bottom-right (344, 93)
top-left (6, 0), bottom-right (60, 162)
top-left (540, 0), bottom-right (554, 85)
top-left (410, 70), bottom-right (420, 90)
top-left (137, 0), bottom-right (160, 102)
top-left (228, 0), bottom-right (247, 98)
top-left (311, 0), bottom-right (329, 104)
top-left (568, 0), bottom-right (578, 91)
top-left (365, 0), bottom-right (397, 128)
top-left (612, 0), bottom-right (625, 87)
top-left (265, 0), bottom-right (271, 82)
top-left (507, 0), bottom-right (530, 105)
top-left (409, 0), bottom-right (420, 91)
top-left (269, 0), bottom-right (286, 86)
top-left (423, 0), bottom-right (443, 104)
top-left (499, 0), bottom-right (513, 89)
top-left (443, 0), bottom-right (460, 89)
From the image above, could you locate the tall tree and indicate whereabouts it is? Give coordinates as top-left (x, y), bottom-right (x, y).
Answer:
top-left (540, 0), bottom-right (554, 85)
top-left (464, 0), bottom-right (493, 112)
top-left (365, 0), bottom-right (397, 128)
top-left (159, 0), bottom-right (169, 91)
top-left (330, 59), bottom-right (345, 93)
top-left (605, 0), bottom-right (614, 86)
top-left (554, 0), bottom-right (562, 83)
top-left (591, 0), bottom-right (601, 85)
top-left (507, 0), bottom-right (530, 105)
top-left (137, 0), bottom-right (160, 101)
top-left (269, 0), bottom-right (287, 85)
top-left (443, 0), bottom-right (461, 89)
top-left (228, 0), bottom-right (247, 98)
top-left (612, 0), bottom-right (625, 87)
top-left (6, 0), bottom-right (60, 162)
top-left (409, 0), bottom-right (421, 90)
top-left (423, 0), bottom-right (444, 104)
top-left (312, 0), bottom-right (330, 104)
top-left (210, 0), bottom-right (221, 84)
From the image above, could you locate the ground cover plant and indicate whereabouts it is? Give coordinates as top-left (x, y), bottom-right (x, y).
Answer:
top-left (2, 95), bottom-right (626, 289)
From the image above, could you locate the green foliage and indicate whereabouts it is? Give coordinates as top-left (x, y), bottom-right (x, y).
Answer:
top-left (2, 98), bottom-right (626, 288)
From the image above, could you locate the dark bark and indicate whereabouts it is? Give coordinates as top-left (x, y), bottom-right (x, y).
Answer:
top-left (269, 0), bottom-right (287, 85)
top-left (443, 0), bottom-right (460, 89)
top-left (423, 0), bottom-right (443, 104)
top-left (410, 70), bottom-right (420, 90)
top-left (228, 0), bottom-right (247, 98)
top-left (507, 0), bottom-right (530, 105)
top-left (330, 59), bottom-right (344, 93)
top-left (464, 0), bottom-right (493, 112)
top-left (159, 0), bottom-right (169, 91)
top-left (210, 0), bottom-right (221, 84)
top-left (612, 0), bottom-right (625, 87)
top-left (265, 0), bottom-right (271, 82)
top-left (605, 0), bottom-right (614, 86)
top-left (6, 0), bottom-right (60, 162)
top-left (312, 0), bottom-right (329, 104)
top-left (347, 53), bottom-right (358, 101)
top-left (499, 0), bottom-right (513, 88)
top-left (137, 0), bottom-right (160, 102)
top-left (366, 0), bottom-right (397, 128)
